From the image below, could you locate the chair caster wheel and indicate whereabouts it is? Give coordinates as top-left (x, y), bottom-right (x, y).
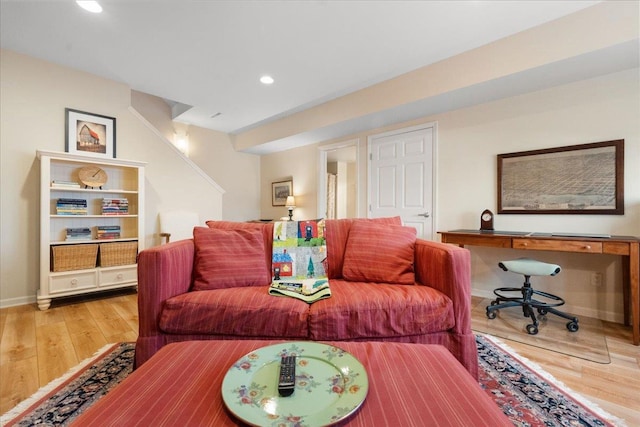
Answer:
top-left (537, 308), bottom-right (547, 315)
top-left (566, 321), bottom-right (579, 332)
top-left (486, 309), bottom-right (497, 319)
top-left (526, 324), bottom-right (538, 335)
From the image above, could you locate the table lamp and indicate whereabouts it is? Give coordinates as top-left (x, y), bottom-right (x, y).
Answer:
top-left (285, 196), bottom-right (296, 221)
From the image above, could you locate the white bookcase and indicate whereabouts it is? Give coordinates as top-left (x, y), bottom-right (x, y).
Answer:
top-left (37, 150), bottom-right (146, 310)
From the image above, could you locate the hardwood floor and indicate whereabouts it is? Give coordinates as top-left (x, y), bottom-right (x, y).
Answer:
top-left (0, 290), bottom-right (138, 414)
top-left (1, 292), bottom-right (638, 424)
top-left (471, 296), bottom-right (640, 425)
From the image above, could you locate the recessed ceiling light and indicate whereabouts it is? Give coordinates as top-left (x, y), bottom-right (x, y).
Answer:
top-left (260, 75), bottom-right (274, 85)
top-left (76, 1), bottom-right (103, 13)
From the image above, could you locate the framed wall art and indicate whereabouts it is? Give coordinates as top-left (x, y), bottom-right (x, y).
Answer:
top-left (65, 108), bottom-right (116, 158)
top-left (497, 140), bottom-right (624, 215)
top-left (272, 179), bottom-right (293, 206)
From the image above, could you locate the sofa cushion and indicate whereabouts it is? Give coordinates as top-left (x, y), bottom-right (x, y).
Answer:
top-left (342, 222), bottom-right (416, 285)
top-left (192, 227), bottom-right (269, 290)
top-left (308, 280), bottom-right (454, 340)
top-left (325, 217), bottom-right (402, 279)
top-left (206, 220), bottom-right (274, 273)
top-left (159, 287), bottom-right (310, 337)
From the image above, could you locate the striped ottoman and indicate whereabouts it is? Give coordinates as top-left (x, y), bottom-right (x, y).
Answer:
top-left (72, 340), bottom-right (510, 426)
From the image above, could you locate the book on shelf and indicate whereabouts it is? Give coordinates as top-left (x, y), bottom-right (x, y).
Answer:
top-left (57, 198), bottom-right (87, 215)
top-left (57, 198), bottom-right (87, 204)
top-left (67, 227), bottom-right (91, 233)
top-left (51, 180), bottom-right (81, 188)
top-left (66, 227), bottom-right (92, 241)
top-left (268, 279), bottom-right (331, 303)
top-left (57, 210), bottom-right (88, 215)
top-left (102, 198), bottom-right (129, 204)
top-left (102, 198), bottom-right (129, 215)
top-left (96, 225), bottom-right (121, 239)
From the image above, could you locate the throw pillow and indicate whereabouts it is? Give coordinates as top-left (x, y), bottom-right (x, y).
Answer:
top-left (325, 216), bottom-right (402, 279)
top-left (342, 221), bottom-right (416, 285)
top-left (205, 220), bottom-right (274, 270)
top-left (192, 227), bottom-right (269, 290)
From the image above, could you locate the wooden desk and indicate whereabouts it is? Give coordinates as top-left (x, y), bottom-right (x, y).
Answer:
top-left (438, 230), bottom-right (640, 346)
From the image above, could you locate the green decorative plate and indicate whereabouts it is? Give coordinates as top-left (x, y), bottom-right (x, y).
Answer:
top-left (222, 341), bottom-right (369, 427)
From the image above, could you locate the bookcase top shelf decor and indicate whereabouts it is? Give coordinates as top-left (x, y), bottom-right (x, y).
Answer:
top-left (50, 187), bottom-right (139, 194)
top-left (37, 150), bottom-right (146, 310)
top-left (37, 149), bottom-right (146, 168)
top-left (78, 165), bottom-right (108, 188)
top-left (50, 215), bottom-right (138, 218)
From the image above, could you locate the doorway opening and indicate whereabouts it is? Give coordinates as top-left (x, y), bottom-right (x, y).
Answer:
top-left (318, 140), bottom-right (359, 219)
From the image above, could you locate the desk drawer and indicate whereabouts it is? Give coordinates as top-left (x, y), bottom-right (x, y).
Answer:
top-left (441, 235), bottom-right (512, 248)
top-left (513, 238), bottom-right (602, 253)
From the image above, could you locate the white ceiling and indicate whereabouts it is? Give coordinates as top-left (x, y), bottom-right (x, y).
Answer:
top-left (1, 0), bottom-right (607, 143)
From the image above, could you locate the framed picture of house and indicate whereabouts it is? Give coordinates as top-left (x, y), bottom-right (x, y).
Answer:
top-left (272, 179), bottom-right (293, 206)
top-left (65, 108), bottom-right (116, 158)
top-left (497, 139), bottom-right (624, 215)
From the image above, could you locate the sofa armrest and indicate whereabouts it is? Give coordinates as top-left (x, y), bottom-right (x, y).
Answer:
top-left (137, 239), bottom-right (195, 337)
top-left (414, 239), bottom-right (472, 334)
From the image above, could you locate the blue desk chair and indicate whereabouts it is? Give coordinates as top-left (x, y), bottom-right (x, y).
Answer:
top-left (486, 258), bottom-right (579, 335)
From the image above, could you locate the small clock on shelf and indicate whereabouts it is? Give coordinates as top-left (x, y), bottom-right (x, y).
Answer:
top-left (480, 209), bottom-right (494, 231)
top-left (78, 165), bottom-right (108, 189)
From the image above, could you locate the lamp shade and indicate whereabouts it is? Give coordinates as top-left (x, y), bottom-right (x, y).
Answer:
top-left (285, 196), bottom-right (296, 207)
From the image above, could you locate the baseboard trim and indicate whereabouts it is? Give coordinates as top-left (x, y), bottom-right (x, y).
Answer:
top-left (0, 295), bottom-right (36, 309)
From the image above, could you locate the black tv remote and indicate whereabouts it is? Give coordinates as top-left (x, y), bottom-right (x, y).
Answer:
top-left (278, 355), bottom-right (296, 397)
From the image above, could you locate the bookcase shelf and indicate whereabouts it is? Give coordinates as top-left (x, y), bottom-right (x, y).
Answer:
top-left (50, 215), bottom-right (139, 218)
top-left (50, 238), bottom-right (139, 245)
top-left (37, 150), bottom-right (146, 310)
top-left (50, 188), bottom-right (139, 194)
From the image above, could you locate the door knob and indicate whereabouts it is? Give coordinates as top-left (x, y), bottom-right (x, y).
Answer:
top-left (418, 212), bottom-right (430, 218)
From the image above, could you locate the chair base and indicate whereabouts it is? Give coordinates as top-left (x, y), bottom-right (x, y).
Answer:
top-left (486, 282), bottom-right (579, 335)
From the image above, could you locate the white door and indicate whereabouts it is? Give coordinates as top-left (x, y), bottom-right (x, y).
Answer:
top-left (368, 124), bottom-right (435, 239)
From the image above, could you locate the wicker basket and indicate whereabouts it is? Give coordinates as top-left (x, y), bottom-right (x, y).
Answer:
top-left (99, 241), bottom-right (138, 267)
top-left (51, 244), bottom-right (98, 272)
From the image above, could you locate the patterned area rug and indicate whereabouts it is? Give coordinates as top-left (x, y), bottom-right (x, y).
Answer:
top-left (476, 335), bottom-right (621, 427)
top-left (1, 343), bottom-right (134, 427)
top-left (1, 338), bottom-right (622, 426)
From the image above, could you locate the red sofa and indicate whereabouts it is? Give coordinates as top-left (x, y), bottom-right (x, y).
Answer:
top-left (135, 217), bottom-right (478, 378)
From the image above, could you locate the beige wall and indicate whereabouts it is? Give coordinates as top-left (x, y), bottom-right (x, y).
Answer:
top-left (131, 91), bottom-right (261, 221)
top-left (1, 49), bottom-right (259, 306)
top-left (187, 125), bottom-right (261, 221)
top-left (261, 144), bottom-right (319, 221)
top-left (130, 90), bottom-right (178, 141)
top-left (260, 68), bottom-right (640, 322)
